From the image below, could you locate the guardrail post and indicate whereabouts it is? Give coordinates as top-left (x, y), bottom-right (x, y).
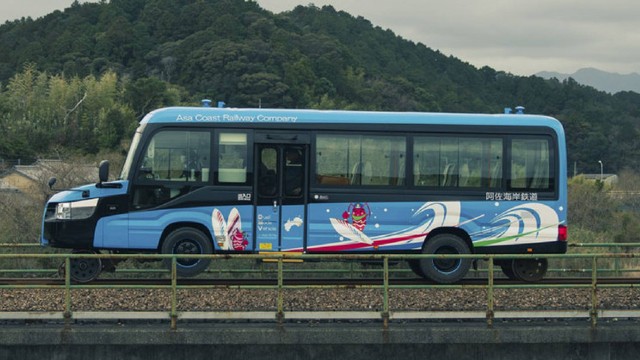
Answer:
top-left (590, 256), bottom-right (598, 328)
top-left (170, 257), bottom-right (178, 330)
top-left (486, 256), bottom-right (494, 328)
top-left (382, 256), bottom-right (390, 329)
top-left (276, 257), bottom-right (284, 324)
top-left (64, 257), bottom-right (72, 326)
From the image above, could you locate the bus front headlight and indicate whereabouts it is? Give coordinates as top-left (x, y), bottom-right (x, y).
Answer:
top-left (55, 198), bottom-right (99, 220)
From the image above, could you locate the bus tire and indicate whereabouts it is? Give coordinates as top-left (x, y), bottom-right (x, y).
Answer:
top-left (407, 260), bottom-right (426, 278)
top-left (498, 260), bottom-right (518, 280)
top-left (419, 233), bottom-right (471, 284)
top-left (161, 227), bottom-right (213, 277)
top-left (511, 258), bottom-right (548, 282)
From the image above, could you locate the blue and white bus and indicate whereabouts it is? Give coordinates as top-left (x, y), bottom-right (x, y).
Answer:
top-left (42, 105), bottom-right (568, 283)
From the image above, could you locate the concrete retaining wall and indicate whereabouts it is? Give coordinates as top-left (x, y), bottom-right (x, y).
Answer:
top-left (1, 321), bottom-right (639, 360)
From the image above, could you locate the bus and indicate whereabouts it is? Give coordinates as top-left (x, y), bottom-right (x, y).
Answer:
top-left (42, 105), bottom-right (568, 283)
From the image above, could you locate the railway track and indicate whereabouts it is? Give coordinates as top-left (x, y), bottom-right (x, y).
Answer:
top-left (1, 277), bottom-right (639, 287)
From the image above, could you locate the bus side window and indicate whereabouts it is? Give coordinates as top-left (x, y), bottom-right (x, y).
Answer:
top-left (414, 136), bottom-right (502, 188)
top-left (316, 134), bottom-right (405, 187)
top-left (258, 147), bottom-right (278, 197)
top-left (218, 133), bottom-right (248, 184)
top-left (285, 148), bottom-right (304, 196)
top-left (510, 138), bottom-right (552, 190)
top-left (137, 131), bottom-right (210, 182)
top-left (132, 130), bottom-right (211, 209)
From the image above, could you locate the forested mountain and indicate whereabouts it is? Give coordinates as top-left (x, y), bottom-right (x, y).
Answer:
top-left (1, 0), bottom-right (639, 174)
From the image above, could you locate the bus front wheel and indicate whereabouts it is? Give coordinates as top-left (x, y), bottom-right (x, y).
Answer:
top-left (419, 233), bottom-right (471, 284)
top-left (161, 227), bottom-right (213, 277)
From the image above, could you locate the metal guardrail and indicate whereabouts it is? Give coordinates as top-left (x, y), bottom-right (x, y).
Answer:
top-left (570, 242), bottom-right (640, 248)
top-left (1, 251), bottom-right (640, 330)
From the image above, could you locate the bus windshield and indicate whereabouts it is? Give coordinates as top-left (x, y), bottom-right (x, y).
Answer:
top-left (119, 129), bottom-right (143, 180)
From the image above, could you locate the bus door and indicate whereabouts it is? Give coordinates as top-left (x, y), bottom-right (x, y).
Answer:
top-left (254, 135), bottom-right (308, 252)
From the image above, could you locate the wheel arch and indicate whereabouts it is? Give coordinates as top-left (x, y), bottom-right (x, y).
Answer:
top-left (425, 227), bottom-right (474, 252)
top-left (157, 222), bottom-right (214, 252)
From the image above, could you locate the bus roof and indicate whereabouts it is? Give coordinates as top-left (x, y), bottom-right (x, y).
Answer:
top-left (140, 107), bottom-right (564, 132)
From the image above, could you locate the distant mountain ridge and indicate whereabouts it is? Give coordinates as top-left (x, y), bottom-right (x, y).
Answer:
top-left (536, 68), bottom-right (640, 94)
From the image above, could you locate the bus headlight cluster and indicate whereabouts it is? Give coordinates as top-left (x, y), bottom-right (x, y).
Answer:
top-left (55, 198), bottom-right (99, 220)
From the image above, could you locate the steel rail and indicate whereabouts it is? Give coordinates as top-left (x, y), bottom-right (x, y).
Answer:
top-left (1, 277), bottom-right (639, 287)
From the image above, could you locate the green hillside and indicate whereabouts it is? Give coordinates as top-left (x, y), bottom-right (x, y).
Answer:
top-left (1, 0), bottom-right (639, 174)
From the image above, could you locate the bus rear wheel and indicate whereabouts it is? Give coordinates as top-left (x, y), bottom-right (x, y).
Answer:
top-left (496, 260), bottom-right (517, 280)
top-left (161, 227), bottom-right (213, 277)
top-left (511, 258), bottom-right (548, 282)
top-left (418, 233), bottom-right (471, 284)
top-left (407, 259), bottom-right (426, 278)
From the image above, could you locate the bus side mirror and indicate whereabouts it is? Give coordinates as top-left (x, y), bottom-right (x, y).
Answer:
top-left (99, 160), bottom-right (110, 183)
top-left (48, 177), bottom-right (57, 190)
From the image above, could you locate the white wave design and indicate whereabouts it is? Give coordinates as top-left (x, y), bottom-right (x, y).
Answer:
top-left (472, 203), bottom-right (559, 246)
top-left (398, 202), bottom-right (461, 245)
top-left (322, 202), bottom-right (461, 250)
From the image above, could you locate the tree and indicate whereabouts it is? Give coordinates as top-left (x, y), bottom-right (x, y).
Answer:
top-left (0, 66), bottom-right (138, 156)
top-left (124, 77), bottom-right (170, 118)
top-left (236, 72), bottom-right (290, 108)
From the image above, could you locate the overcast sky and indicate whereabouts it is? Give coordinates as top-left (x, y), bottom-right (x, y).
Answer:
top-left (2, 0), bottom-right (638, 76)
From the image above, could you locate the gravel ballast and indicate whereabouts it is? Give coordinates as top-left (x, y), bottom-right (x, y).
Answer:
top-left (1, 287), bottom-right (639, 313)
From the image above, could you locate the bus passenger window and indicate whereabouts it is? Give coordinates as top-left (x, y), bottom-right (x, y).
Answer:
top-left (413, 139), bottom-right (440, 186)
top-left (316, 134), bottom-right (405, 186)
top-left (218, 133), bottom-right (248, 184)
top-left (285, 148), bottom-right (304, 196)
top-left (414, 137), bottom-right (502, 188)
top-left (258, 147), bottom-right (277, 196)
top-left (510, 138), bottom-right (552, 190)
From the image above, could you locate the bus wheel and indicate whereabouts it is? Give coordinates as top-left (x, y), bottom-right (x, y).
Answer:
top-left (419, 233), bottom-right (471, 284)
top-left (161, 227), bottom-right (213, 277)
top-left (68, 250), bottom-right (102, 283)
top-left (407, 259), bottom-right (426, 278)
top-left (511, 258), bottom-right (548, 282)
top-left (497, 260), bottom-right (517, 280)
